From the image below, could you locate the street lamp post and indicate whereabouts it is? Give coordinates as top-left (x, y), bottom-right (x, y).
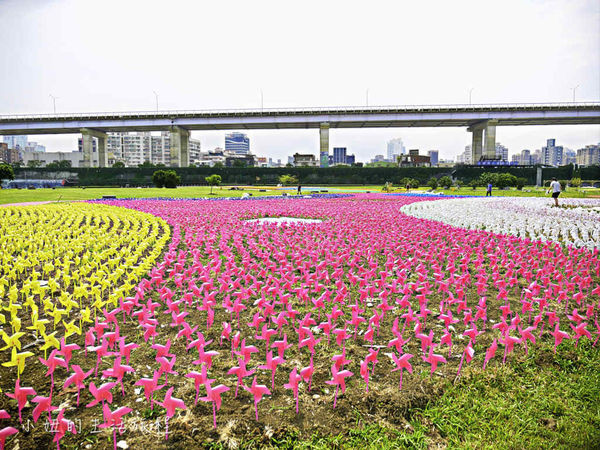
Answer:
top-left (153, 91), bottom-right (159, 112)
top-left (571, 85), bottom-right (579, 102)
top-left (49, 94), bottom-right (58, 114)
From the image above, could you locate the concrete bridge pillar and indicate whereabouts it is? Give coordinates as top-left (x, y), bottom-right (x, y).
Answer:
top-left (170, 126), bottom-right (190, 167)
top-left (319, 122), bottom-right (329, 167)
top-left (470, 127), bottom-right (483, 163)
top-left (484, 120), bottom-right (498, 159)
top-left (81, 128), bottom-right (107, 168)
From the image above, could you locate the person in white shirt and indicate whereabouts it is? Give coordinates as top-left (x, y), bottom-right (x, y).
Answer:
top-left (549, 177), bottom-right (561, 207)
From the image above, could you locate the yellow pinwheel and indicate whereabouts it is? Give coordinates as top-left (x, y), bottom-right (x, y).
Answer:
top-left (2, 347), bottom-right (34, 378)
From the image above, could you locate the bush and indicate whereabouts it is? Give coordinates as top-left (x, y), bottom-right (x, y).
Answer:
top-left (0, 163), bottom-right (15, 182)
top-left (570, 177), bottom-right (582, 188)
top-left (205, 174), bottom-right (222, 194)
top-left (439, 176), bottom-right (453, 189)
top-left (516, 177), bottom-right (527, 190)
top-left (427, 177), bottom-right (438, 190)
top-left (152, 170), bottom-right (181, 188)
top-left (112, 161), bottom-right (125, 168)
top-left (279, 174), bottom-right (299, 186)
top-left (559, 180), bottom-right (568, 191)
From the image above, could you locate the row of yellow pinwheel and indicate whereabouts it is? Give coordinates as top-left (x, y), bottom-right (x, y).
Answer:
top-left (0, 203), bottom-right (170, 379)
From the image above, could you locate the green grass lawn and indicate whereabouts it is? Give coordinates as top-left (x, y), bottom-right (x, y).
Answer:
top-left (0, 186), bottom-right (284, 205)
top-left (2, 185), bottom-right (598, 205)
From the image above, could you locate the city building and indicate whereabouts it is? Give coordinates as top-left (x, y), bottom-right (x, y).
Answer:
top-left (24, 142), bottom-right (46, 153)
top-left (576, 144), bottom-right (600, 166)
top-left (563, 148), bottom-right (576, 165)
top-left (346, 154), bottom-right (356, 165)
top-left (225, 154), bottom-right (255, 167)
top-left (22, 150), bottom-right (96, 168)
top-left (427, 150), bottom-right (439, 166)
top-left (398, 149), bottom-right (431, 167)
top-left (3, 135), bottom-right (28, 151)
top-left (455, 145), bottom-right (472, 165)
top-left (0, 143), bottom-right (20, 164)
top-left (387, 138), bottom-right (405, 161)
top-left (495, 143), bottom-right (509, 163)
top-left (225, 132), bottom-right (250, 155)
top-left (371, 154), bottom-right (386, 163)
top-left (333, 147), bottom-right (347, 165)
top-left (542, 139), bottom-right (563, 166)
top-left (256, 157), bottom-right (268, 167)
top-left (293, 153), bottom-right (318, 167)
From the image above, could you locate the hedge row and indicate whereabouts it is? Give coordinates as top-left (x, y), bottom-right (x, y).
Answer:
top-left (14, 165), bottom-right (600, 187)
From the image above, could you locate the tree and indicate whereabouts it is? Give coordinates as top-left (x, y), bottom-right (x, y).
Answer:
top-left (26, 160), bottom-right (43, 168)
top-left (0, 163), bottom-right (15, 183)
top-left (205, 174), bottom-right (222, 194)
top-left (516, 177), bottom-right (527, 190)
top-left (46, 160), bottom-right (72, 170)
top-left (213, 162), bottom-right (224, 168)
top-left (279, 174), bottom-right (299, 186)
top-left (112, 161), bottom-right (125, 168)
top-left (569, 177), bottom-right (582, 188)
top-left (439, 176), bottom-right (453, 189)
top-left (152, 170), bottom-right (167, 188)
top-left (232, 159), bottom-right (247, 168)
top-left (427, 177), bottom-right (438, 190)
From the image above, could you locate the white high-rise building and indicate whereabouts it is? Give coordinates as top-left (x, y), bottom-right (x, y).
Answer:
top-left (106, 131), bottom-right (201, 167)
top-left (387, 138), bottom-right (405, 161)
top-left (495, 143), bottom-right (509, 162)
top-left (542, 139), bottom-right (563, 167)
top-left (456, 145), bottom-right (472, 164)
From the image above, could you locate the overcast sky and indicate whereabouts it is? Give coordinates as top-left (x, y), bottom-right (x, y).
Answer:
top-left (1, 0), bottom-right (598, 161)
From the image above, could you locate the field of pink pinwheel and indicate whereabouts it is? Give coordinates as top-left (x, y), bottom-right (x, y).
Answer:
top-left (1, 194), bottom-right (599, 449)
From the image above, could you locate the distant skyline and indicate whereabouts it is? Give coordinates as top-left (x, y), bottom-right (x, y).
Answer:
top-left (0, 0), bottom-right (598, 162)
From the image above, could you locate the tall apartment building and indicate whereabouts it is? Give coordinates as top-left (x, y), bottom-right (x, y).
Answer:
top-left (455, 145), bottom-right (473, 164)
top-left (333, 147), bottom-right (347, 165)
top-left (3, 135), bottom-right (28, 151)
top-left (427, 150), bottom-right (439, 166)
top-left (225, 132), bottom-right (250, 155)
top-left (542, 139), bottom-right (563, 166)
top-left (88, 131), bottom-right (201, 166)
top-left (495, 143), bottom-right (509, 162)
top-left (576, 144), bottom-right (600, 166)
top-left (387, 138), bottom-right (405, 161)
top-left (0, 143), bottom-right (20, 163)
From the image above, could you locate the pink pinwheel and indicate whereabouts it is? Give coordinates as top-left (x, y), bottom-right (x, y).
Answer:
top-left (300, 361), bottom-right (315, 391)
top-left (422, 348), bottom-right (447, 374)
top-left (89, 339), bottom-right (111, 377)
top-left (272, 333), bottom-right (293, 359)
top-left (284, 367), bottom-right (302, 413)
top-left (39, 349), bottom-right (67, 399)
top-left (518, 326), bottom-right (537, 355)
top-left (501, 334), bottom-right (521, 363)
top-left (220, 322), bottom-right (232, 345)
top-left (236, 339), bottom-right (259, 363)
top-left (258, 351), bottom-right (285, 390)
top-left (243, 376), bottom-right (271, 421)
top-left (5, 379), bottom-right (36, 423)
top-left (63, 364), bottom-right (94, 405)
top-left (102, 356), bottom-right (135, 395)
top-left (456, 341), bottom-right (474, 378)
top-left (86, 382), bottom-right (117, 408)
top-left (152, 339), bottom-right (175, 359)
top-left (227, 357), bottom-right (255, 397)
top-left (31, 395), bottom-right (56, 423)
top-left (155, 387), bottom-right (186, 440)
top-left (0, 411), bottom-right (9, 419)
top-left (52, 409), bottom-right (77, 450)
top-left (200, 380), bottom-right (230, 428)
top-left (185, 366), bottom-right (212, 405)
top-left (483, 338), bottom-right (498, 370)
top-left (98, 404), bottom-right (132, 450)
top-left (360, 359), bottom-right (371, 392)
top-left (117, 337), bottom-right (139, 364)
top-left (325, 364), bottom-right (353, 408)
top-left (135, 371), bottom-right (165, 410)
top-left (0, 427), bottom-right (18, 450)
top-left (390, 352), bottom-right (413, 389)
top-left (550, 323), bottom-right (570, 353)
top-left (570, 322), bottom-right (592, 348)
top-left (57, 338), bottom-right (80, 370)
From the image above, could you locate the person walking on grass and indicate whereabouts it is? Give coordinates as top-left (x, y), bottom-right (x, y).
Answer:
top-left (297, 184), bottom-right (302, 195)
top-left (549, 178), bottom-right (561, 207)
top-left (486, 182), bottom-right (492, 197)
